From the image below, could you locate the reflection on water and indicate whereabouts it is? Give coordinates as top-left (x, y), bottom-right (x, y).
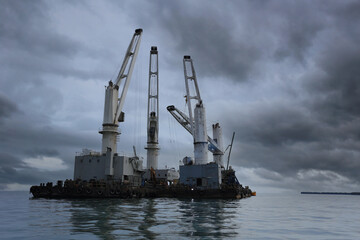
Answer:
top-left (68, 198), bottom-right (241, 239)
top-left (177, 200), bottom-right (239, 238)
top-left (14, 192), bottom-right (360, 239)
top-left (138, 198), bottom-right (158, 239)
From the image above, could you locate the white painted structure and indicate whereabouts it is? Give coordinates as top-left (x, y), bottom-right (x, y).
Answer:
top-left (212, 123), bottom-right (224, 167)
top-left (193, 103), bottom-right (208, 164)
top-left (143, 168), bottom-right (180, 182)
top-left (74, 150), bottom-right (143, 185)
top-left (145, 46), bottom-right (160, 170)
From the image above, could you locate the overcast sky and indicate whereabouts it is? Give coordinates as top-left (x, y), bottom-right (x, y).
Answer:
top-left (1, 0), bottom-right (359, 193)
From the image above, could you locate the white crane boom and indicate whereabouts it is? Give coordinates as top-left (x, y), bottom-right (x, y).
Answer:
top-left (183, 56), bottom-right (201, 133)
top-left (166, 105), bottom-right (192, 134)
top-left (166, 105), bottom-right (223, 155)
top-left (114, 29), bottom-right (143, 124)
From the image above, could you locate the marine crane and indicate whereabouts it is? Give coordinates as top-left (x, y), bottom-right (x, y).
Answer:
top-left (167, 56), bottom-right (224, 166)
top-left (145, 46), bottom-right (160, 170)
top-left (99, 29), bottom-right (143, 176)
top-left (182, 56), bottom-right (208, 165)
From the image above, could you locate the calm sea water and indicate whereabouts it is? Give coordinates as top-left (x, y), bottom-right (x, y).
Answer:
top-left (0, 191), bottom-right (359, 239)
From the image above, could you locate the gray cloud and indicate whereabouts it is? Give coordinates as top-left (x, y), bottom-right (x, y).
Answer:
top-left (0, 0), bottom-right (108, 84)
top-left (24, 148), bottom-right (60, 158)
top-left (0, 153), bottom-right (70, 190)
top-left (0, 1), bottom-right (76, 56)
top-left (235, 106), bottom-right (323, 146)
top-left (0, 95), bottom-right (18, 120)
top-left (307, 40), bottom-right (360, 123)
top-left (125, 0), bottom-right (262, 81)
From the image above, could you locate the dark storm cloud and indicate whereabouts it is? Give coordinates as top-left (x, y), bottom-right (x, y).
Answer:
top-left (0, 0), bottom-right (105, 82)
top-left (126, 0), bottom-right (329, 81)
top-left (0, 153), bottom-right (70, 190)
top-left (228, 104), bottom-right (360, 184)
top-left (125, 1), bottom-right (260, 80)
top-left (0, 95), bottom-right (18, 119)
top-left (0, 0), bottom-right (114, 189)
top-left (120, 0), bottom-right (360, 191)
top-left (270, 1), bottom-right (325, 63)
top-left (295, 1), bottom-right (360, 186)
top-left (306, 37), bottom-right (360, 124)
top-left (1, 122), bottom-right (85, 147)
top-left (0, 153), bottom-right (24, 169)
top-left (0, 115), bottom-right (99, 162)
top-left (234, 105), bottom-right (323, 146)
top-left (0, 153), bottom-right (40, 186)
top-left (226, 100), bottom-right (360, 184)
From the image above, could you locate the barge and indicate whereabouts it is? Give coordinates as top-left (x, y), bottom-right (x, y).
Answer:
top-left (30, 29), bottom-right (253, 200)
top-left (30, 169), bottom-right (252, 199)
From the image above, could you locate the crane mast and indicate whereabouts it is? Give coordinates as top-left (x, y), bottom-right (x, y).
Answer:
top-left (145, 46), bottom-right (159, 170)
top-left (99, 28), bottom-right (142, 176)
top-left (167, 55), bottom-right (224, 167)
top-left (183, 56), bottom-right (208, 165)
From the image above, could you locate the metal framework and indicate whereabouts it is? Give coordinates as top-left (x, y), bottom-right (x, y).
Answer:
top-left (167, 55), bottom-right (224, 167)
top-left (145, 46), bottom-right (160, 169)
top-left (183, 55), bottom-right (201, 132)
top-left (183, 56), bottom-right (208, 165)
top-left (113, 29), bottom-right (143, 124)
